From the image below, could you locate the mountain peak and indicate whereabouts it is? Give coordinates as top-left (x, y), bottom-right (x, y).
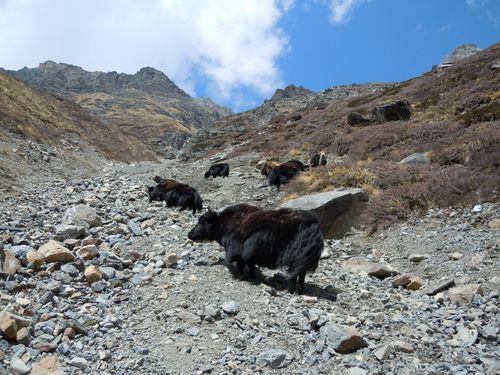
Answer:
top-left (442, 43), bottom-right (482, 65)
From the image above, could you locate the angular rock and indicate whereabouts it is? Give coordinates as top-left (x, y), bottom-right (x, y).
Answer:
top-left (62, 205), bottom-right (102, 228)
top-left (10, 357), bottom-right (30, 375)
top-left (2, 251), bottom-right (20, 275)
top-left (392, 340), bottom-right (413, 353)
top-left (16, 327), bottom-right (30, 345)
top-left (54, 224), bottom-right (85, 240)
top-left (37, 240), bottom-right (75, 263)
top-left (372, 99), bottom-right (411, 123)
top-left (392, 274), bottom-right (411, 288)
top-left (164, 253), bottom-right (178, 268)
top-left (420, 278), bottom-right (455, 296)
top-left (406, 276), bottom-right (425, 291)
top-left (400, 151), bottom-right (431, 165)
top-left (448, 284), bottom-right (484, 304)
top-left (67, 357), bottom-right (87, 369)
top-left (454, 322), bottom-right (478, 347)
top-left (0, 312), bottom-right (17, 339)
top-left (257, 349), bottom-right (293, 369)
top-left (374, 344), bottom-right (391, 361)
top-left (448, 252), bottom-right (464, 260)
top-left (84, 265), bottom-right (103, 284)
top-left (30, 356), bottom-right (66, 375)
top-left (221, 301), bottom-right (240, 315)
top-left (341, 258), bottom-right (398, 279)
top-left (319, 322), bottom-right (368, 354)
top-left (280, 189), bottom-right (368, 239)
top-left (76, 245), bottom-right (98, 260)
top-left (26, 251), bottom-right (45, 267)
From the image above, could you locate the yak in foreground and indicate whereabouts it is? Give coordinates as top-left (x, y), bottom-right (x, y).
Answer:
top-left (188, 203), bottom-right (323, 293)
top-left (205, 163), bottom-right (230, 179)
top-left (268, 159), bottom-right (309, 191)
top-left (148, 176), bottom-right (203, 214)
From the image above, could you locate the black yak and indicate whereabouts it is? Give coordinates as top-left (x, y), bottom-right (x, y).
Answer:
top-left (310, 152), bottom-right (327, 168)
top-left (205, 163), bottom-right (230, 179)
top-left (257, 159), bottom-right (281, 177)
top-left (188, 203), bottom-right (324, 293)
top-left (148, 176), bottom-right (203, 214)
top-left (268, 159), bottom-right (309, 191)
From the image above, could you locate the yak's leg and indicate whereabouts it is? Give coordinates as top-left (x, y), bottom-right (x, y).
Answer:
top-left (297, 271), bottom-right (306, 294)
top-left (288, 274), bottom-right (297, 293)
top-left (236, 258), bottom-right (246, 277)
top-left (246, 261), bottom-right (256, 280)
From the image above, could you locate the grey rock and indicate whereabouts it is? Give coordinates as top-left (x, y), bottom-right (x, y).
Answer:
top-left (10, 357), bottom-right (30, 375)
top-left (221, 301), bottom-right (240, 315)
top-left (257, 349), bottom-right (293, 369)
top-left (319, 322), bottom-right (367, 354)
top-left (62, 205), bottom-right (102, 228)
top-left (400, 152), bottom-right (431, 165)
top-left (341, 257), bottom-right (398, 279)
top-left (280, 188), bottom-right (369, 239)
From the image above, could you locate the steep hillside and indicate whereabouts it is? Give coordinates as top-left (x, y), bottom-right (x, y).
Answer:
top-left (184, 43), bottom-right (500, 228)
top-left (0, 72), bottom-right (158, 188)
top-left (2, 62), bottom-right (231, 155)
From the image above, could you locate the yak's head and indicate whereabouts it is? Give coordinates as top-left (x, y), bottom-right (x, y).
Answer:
top-left (188, 209), bottom-right (219, 242)
top-left (204, 170), bottom-right (211, 179)
top-left (147, 185), bottom-right (165, 203)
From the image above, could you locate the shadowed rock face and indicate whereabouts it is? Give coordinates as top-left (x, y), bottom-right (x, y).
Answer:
top-left (280, 188), bottom-right (369, 239)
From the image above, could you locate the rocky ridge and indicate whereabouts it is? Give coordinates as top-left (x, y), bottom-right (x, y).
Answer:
top-left (1, 154), bottom-right (498, 374)
top-left (2, 62), bottom-right (232, 156)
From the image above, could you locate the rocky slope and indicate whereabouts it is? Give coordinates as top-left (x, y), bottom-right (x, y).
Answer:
top-left (0, 72), bottom-right (158, 190)
top-left (0, 154), bottom-right (499, 374)
top-left (2, 62), bottom-right (232, 156)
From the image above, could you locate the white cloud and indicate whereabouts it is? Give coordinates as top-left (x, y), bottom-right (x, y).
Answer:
top-left (329, 0), bottom-right (369, 24)
top-left (0, 0), bottom-right (291, 108)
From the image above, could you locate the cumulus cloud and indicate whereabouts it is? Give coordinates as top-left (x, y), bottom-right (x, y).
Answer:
top-left (329, 0), bottom-right (369, 24)
top-left (0, 0), bottom-right (291, 107)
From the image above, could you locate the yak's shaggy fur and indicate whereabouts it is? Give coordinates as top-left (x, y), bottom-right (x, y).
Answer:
top-left (148, 176), bottom-right (203, 214)
top-left (205, 163), bottom-right (230, 179)
top-left (188, 203), bottom-right (323, 293)
top-left (268, 159), bottom-right (309, 190)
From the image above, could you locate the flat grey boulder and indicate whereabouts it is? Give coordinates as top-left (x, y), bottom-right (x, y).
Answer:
top-left (280, 188), bottom-right (368, 239)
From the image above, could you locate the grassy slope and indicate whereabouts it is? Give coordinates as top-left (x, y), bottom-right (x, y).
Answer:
top-left (0, 73), bottom-right (158, 163)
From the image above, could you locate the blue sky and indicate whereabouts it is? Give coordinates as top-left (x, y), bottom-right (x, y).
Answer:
top-left (0, 0), bottom-right (498, 112)
top-left (275, 0), bottom-right (499, 92)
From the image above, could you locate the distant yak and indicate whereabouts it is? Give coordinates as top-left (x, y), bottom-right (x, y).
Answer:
top-left (257, 159), bottom-right (281, 177)
top-left (310, 152), bottom-right (327, 168)
top-left (268, 159), bottom-right (309, 191)
top-left (148, 176), bottom-right (203, 214)
top-left (205, 163), bottom-right (230, 179)
top-left (188, 203), bottom-right (323, 293)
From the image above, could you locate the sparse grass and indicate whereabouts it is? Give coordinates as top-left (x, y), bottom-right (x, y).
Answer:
top-left (459, 101), bottom-right (500, 125)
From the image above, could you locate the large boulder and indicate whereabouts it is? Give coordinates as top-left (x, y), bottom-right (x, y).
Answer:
top-left (372, 99), bottom-right (411, 123)
top-left (280, 188), bottom-right (368, 239)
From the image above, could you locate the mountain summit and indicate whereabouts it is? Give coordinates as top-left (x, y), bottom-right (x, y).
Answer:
top-left (2, 62), bottom-right (232, 155)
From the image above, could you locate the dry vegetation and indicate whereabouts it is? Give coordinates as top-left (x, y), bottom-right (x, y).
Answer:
top-left (198, 43), bottom-right (500, 228)
top-left (0, 73), bottom-right (157, 163)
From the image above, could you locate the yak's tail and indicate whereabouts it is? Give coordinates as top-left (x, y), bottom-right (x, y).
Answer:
top-left (283, 220), bottom-right (324, 280)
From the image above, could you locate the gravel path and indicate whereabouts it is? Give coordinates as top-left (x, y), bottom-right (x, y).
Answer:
top-left (1, 155), bottom-right (499, 375)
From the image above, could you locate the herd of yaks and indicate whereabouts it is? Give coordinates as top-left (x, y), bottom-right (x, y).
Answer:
top-left (147, 152), bottom-right (327, 293)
